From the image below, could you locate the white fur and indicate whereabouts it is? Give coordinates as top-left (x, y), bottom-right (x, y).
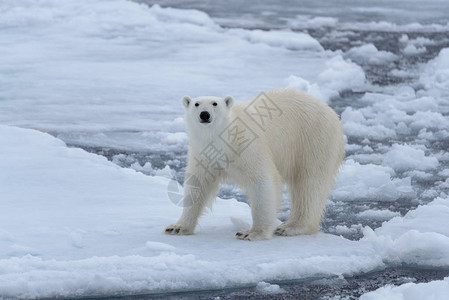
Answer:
top-left (165, 88), bottom-right (345, 241)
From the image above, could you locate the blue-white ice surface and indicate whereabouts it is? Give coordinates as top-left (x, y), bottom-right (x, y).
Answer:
top-left (0, 0), bottom-right (449, 298)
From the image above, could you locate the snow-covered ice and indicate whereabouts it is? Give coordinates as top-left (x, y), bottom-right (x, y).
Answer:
top-left (360, 277), bottom-right (449, 300)
top-left (0, 123), bottom-right (448, 297)
top-left (286, 54), bottom-right (365, 102)
top-left (1, 0), bottom-right (449, 298)
top-left (333, 160), bottom-right (415, 202)
top-left (382, 144), bottom-right (439, 172)
top-left (356, 209), bottom-right (400, 220)
top-left (255, 281), bottom-right (285, 294)
top-left (362, 196), bottom-right (449, 267)
top-left (1, 125), bottom-right (386, 298)
top-left (345, 44), bottom-right (398, 65)
top-left (0, 0), bottom-right (363, 151)
top-left (403, 44), bottom-right (427, 55)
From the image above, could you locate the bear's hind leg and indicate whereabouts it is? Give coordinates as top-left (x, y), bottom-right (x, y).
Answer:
top-left (275, 172), bottom-right (332, 236)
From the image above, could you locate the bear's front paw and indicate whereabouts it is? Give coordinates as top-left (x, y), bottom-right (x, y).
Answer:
top-left (235, 230), bottom-right (270, 241)
top-left (164, 224), bottom-right (194, 235)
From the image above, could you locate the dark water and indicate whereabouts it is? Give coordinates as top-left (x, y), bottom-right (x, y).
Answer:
top-left (70, 268), bottom-right (449, 300)
top-left (136, 0), bottom-right (449, 26)
top-left (70, 1), bottom-right (449, 298)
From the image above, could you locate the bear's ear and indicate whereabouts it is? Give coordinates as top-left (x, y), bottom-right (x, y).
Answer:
top-left (182, 96), bottom-right (192, 108)
top-left (223, 96), bottom-right (234, 109)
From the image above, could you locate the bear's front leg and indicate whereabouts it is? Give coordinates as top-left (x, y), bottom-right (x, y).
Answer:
top-left (165, 174), bottom-right (219, 236)
top-left (236, 174), bottom-right (281, 241)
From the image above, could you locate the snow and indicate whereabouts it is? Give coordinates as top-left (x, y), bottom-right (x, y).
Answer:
top-left (390, 69), bottom-right (414, 78)
top-left (288, 18), bottom-right (449, 33)
top-left (439, 169), bottom-right (449, 177)
top-left (346, 44), bottom-right (398, 65)
top-left (1, 0), bottom-right (449, 297)
top-left (360, 277), bottom-right (449, 300)
top-left (363, 197), bottom-right (449, 267)
top-left (341, 107), bottom-right (397, 140)
top-left (148, 4), bottom-right (217, 27)
top-left (404, 170), bottom-right (433, 180)
top-left (340, 71), bottom-right (449, 142)
top-left (333, 159), bottom-right (415, 201)
top-left (227, 29), bottom-right (324, 51)
top-left (286, 55), bottom-right (366, 102)
top-left (382, 144), bottom-right (439, 172)
top-left (332, 224), bottom-right (363, 235)
top-left (403, 44), bottom-right (426, 55)
top-left (420, 48), bottom-right (449, 97)
top-left (369, 197), bottom-right (449, 240)
top-left (255, 281), bottom-right (285, 294)
top-left (339, 21), bottom-right (449, 32)
top-left (0, 0), bottom-right (360, 151)
top-left (317, 56), bottom-right (366, 98)
top-left (286, 75), bottom-right (324, 100)
top-left (0, 124), bottom-right (448, 298)
top-left (400, 35), bottom-right (436, 47)
top-left (0, 125), bottom-right (385, 298)
top-left (304, 17), bottom-right (339, 28)
top-left (356, 209), bottom-right (400, 220)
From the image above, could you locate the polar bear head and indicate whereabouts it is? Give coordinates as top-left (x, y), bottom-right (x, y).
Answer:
top-left (182, 95), bottom-right (234, 138)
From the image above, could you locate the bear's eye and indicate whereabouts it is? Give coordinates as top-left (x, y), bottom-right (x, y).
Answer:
top-left (195, 103), bottom-right (199, 107)
top-left (213, 102), bottom-right (217, 106)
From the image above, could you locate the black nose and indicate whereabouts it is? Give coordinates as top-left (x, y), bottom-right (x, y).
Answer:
top-left (200, 111), bottom-right (210, 121)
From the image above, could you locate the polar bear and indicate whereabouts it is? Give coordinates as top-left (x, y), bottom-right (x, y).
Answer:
top-left (165, 88), bottom-right (344, 241)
